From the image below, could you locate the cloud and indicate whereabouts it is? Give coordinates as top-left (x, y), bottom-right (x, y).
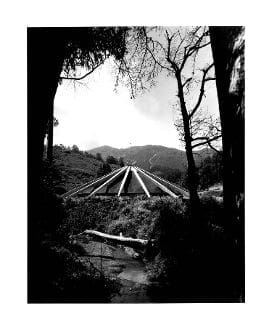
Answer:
top-left (133, 74), bottom-right (177, 122)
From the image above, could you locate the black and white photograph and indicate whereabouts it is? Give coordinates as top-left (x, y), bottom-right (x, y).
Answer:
top-left (3, 0), bottom-right (272, 328)
top-left (27, 26), bottom-right (245, 304)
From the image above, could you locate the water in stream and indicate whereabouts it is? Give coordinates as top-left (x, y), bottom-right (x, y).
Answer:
top-left (77, 239), bottom-right (154, 303)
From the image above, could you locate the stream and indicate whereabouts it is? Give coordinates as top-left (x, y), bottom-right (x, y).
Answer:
top-left (77, 238), bottom-right (155, 303)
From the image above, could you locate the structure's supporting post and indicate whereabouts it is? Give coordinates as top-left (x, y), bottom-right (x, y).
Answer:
top-left (61, 167), bottom-right (123, 199)
top-left (88, 166), bottom-right (127, 197)
top-left (136, 167), bottom-right (179, 198)
top-left (118, 166), bottom-right (130, 196)
top-left (131, 167), bottom-right (151, 198)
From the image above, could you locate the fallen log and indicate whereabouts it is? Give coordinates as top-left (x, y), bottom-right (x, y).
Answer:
top-left (72, 229), bottom-right (153, 250)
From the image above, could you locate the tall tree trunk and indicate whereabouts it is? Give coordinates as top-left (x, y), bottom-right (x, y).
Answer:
top-left (209, 26), bottom-right (245, 301)
top-left (28, 28), bottom-right (65, 180)
top-left (176, 74), bottom-right (200, 211)
top-left (28, 28), bottom-right (65, 239)
top-left (47, 103), bottom-right (54, 163)
top-left (28, 28), bottom-right (66, 301)
top-left (209, 27), bottom-right (245, 234)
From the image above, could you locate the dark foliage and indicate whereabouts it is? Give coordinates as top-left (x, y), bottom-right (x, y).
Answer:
top-left (106, 155), bottom-right (119, 165)
top-left (72, 144), bottom-right (80, 153)
top-left (198, 152), bottom-right (223, 190)
top-left (29, 238), bottom-right (118, 303)
top-left (61, 27), bottom-right (128, 77)
top-left (58, 197), bottom-right (125, 239)
top-left (145, 197), bottom-right (242, 302)
top-left (97, 162), bottom-right (112, 176)
top-left (150, 165), bottom-right (185, 185)
top-left (95, 152), bottom-right (104, 162)
top-left (118, 157), bottom-right (125, 167)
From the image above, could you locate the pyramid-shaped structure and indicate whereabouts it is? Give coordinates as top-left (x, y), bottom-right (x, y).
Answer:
top-left (61, 165), bottom-right (189, 199)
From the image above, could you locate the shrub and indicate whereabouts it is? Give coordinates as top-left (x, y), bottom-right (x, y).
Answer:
top-left (106, 155), bottom-right (118, 165)
top-left (58, 197), bottom-right (123, 239)
top-left (29, 240), bottom-right (117, 302)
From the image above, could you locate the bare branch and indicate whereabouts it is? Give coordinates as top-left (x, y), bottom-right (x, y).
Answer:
top-left (179, 28), bottom-right (208, 72)
top-left (144, 33), bottom-right (172, 72)
top-left (122, 59), bottom-right (135, 98)
top-left (182, 77), bottom-right (192, 88)
top-left (173, 31), bottom-right (185, 61)
top-left (205, 77), bottom-right (216, 82)
top-left (187, 28), bottom-right (210, 57)
top-left (165, 30), bottom-right (180, 72)
top-left (191, 135), bottom-right (222, 149)
top-left (189, 63), bottom-right (214, 119)
top-left (206, 140), bottom-right (221, 153)
top-left (137, 47), bottom-right (148, 82)
top-left (188, 41), bottom-right (211, 57)
top-left (59, 62), bottom-right (103, 81)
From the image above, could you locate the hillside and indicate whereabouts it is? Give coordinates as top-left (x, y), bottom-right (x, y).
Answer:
top-left (90, 145), bottom-right (183, 170)
top-left (44, 145), bottom-right (119, 194)
top-left (89, 145), bottom-right (214, 170)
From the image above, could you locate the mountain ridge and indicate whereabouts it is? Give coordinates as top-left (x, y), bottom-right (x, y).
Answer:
top-left (88, 144), bottom-right (215, 173)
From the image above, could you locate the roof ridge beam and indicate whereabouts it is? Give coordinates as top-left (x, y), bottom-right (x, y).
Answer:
top-left (137, 166), bottom-right (189, 196)
top-left (136, 167), bottom-right (179, 198)
top-left (61, 167), bottom-right (123, 198)
top-left (118, 166), bottom-right (131, 196)
top-left (131, 167), bottom-right (151, 198)
top-left (88, 166), bottom-right (128, 197)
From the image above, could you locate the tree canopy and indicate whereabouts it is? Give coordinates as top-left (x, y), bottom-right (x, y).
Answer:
top-left (115, 26), bottom-right (221, 208)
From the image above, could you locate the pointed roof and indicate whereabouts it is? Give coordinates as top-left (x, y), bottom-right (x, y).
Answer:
top-left (61, 165), bottom-right (189, 199)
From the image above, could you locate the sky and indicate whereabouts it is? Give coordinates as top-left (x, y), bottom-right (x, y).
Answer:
top-left (54, 30), bottom-right (219, 151)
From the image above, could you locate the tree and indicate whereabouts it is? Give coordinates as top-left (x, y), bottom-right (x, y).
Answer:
top-left (118, 157), bottom-right (125, 167)
top-left (46, 117), bottom-right (59, 158)
top-left (209, 26), bottom-right (245, 222)
top-left (106, 155), bottom-right (118, 165)
top-left (28, 27), bottom-right (128, 301)
top-left (28, 27), bottom-right (128, 173)
top-left (209, 26), bottom-right (245, 301)
top-left (97, 162), bottom-right (111, 176)
top-left (95, 152), bottom-right (103, 162)
top-left (117, 27), bottom-right (218, 212)
top-left (39, 28), bottom-right (129, 163)
top-left (175, 110), bottom-right (221, 153)
top-left (28, 26), bottom-right (128, 236)
top-left (198, 151), bottom-right (223, 189)
top-left (72, 145), bottom-right (80, 153)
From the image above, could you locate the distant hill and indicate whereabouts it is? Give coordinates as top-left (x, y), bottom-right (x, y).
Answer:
top-left (89, 144), bottom-right (214, 171)
top-left (88, 144), bottom-right (216, 186)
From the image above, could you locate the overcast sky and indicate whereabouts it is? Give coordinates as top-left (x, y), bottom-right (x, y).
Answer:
top-left (54, 31), bottom-right (219, 151)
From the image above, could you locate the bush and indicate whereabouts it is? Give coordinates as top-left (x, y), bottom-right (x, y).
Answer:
top-left (58, 197), bottom-right (123, 239)
top-left (97, 163), bottom-right (111, 176)
top-left (106, 155), bottom-right (118, 165)
top-left (145, 195), bottom-right (242, 302)
top-left (29, 240), bottom-right (117, 302)
top-left (95, 153), bottom-right (104, 162)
